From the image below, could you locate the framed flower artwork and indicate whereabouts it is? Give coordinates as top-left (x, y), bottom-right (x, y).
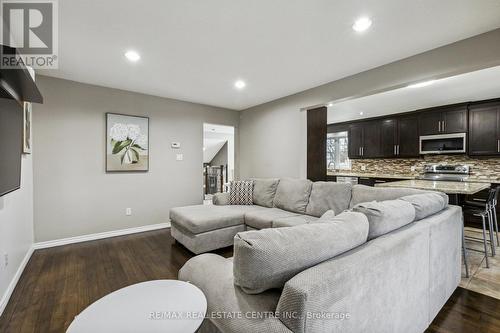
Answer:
top-left (106, 113), bottom-right (149, 172)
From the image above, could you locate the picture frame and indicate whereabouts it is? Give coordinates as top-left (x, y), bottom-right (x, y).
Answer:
top-left (106, 113), bottom-right (149, 172)
top-left (23, 102), bottom-right (32, 154)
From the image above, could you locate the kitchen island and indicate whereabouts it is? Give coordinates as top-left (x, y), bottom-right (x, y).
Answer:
top-left (375, 179), bottom-right (491, 195)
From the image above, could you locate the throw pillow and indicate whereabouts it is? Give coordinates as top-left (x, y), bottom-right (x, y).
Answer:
top-left (229, 180), bottom-right (254, 205)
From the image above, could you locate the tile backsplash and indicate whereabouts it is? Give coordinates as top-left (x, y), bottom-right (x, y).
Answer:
top-left (348, 155), bottom-right (500, 180)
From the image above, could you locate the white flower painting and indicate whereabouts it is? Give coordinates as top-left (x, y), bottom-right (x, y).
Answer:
top-left (106, 113), bottom-right (149, 172)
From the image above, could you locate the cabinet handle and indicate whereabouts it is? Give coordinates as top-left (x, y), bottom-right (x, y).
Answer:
top-left (394, 145), bottom-right (397, 155)
top-left (498, 139), bottom-right (500, 153)
top-left (397, 145), bottom-right (400, 155)
top-left (443, 121), bottom-right (445, 132)
top-left (361, 147), bottom-right (364, 156)
top-left (438, 121), bottom-right (441, 132)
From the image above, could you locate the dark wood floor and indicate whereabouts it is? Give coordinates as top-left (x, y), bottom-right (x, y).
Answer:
top-left (0, 228), bottom-right (498, 333)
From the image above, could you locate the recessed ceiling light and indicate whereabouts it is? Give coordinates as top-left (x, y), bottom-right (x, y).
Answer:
top-left (327, 103), bottom-right (333, 107)
top-left (352, 17), bottom-right (372, 32)
top-left (234, 80), bottom-right (246, 90)
top-left (359, 112), bottom-right (364, 115)
top-left (407, 80), bottom-right (436, 89)
top-left (125, 50), bottom-right (140, 62)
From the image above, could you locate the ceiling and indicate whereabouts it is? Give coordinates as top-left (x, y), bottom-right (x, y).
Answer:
top-left (327, 65), bottom-right (500, 124)
top-left (203, 124), bottom-right (234, 163)
top-left (39, 0), bottom-right (500, 110)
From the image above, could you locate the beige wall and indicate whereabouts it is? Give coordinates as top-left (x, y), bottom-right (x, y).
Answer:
top-left (33, 76), bottom-right (240, 242)
top-left (239, 28), bottom-right (500, 179)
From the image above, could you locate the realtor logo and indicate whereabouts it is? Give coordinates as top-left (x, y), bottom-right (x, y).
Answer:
top-left (1, 0), bottom-right (58, 69)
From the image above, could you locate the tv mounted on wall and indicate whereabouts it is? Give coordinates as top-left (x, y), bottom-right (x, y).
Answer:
top-left (0, 98), bottom-right (23, 196)
top-left (0, 44), bottom-right (43, 197)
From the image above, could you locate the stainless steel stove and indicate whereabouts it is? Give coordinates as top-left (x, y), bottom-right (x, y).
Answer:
top-left (417, 164), bottom-right (471, 182)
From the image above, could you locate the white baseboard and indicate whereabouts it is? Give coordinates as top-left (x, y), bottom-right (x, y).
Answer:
top-left (0, 245), bottom-right (34, 317)
top-left (33, 222), bottom-right (171, 250)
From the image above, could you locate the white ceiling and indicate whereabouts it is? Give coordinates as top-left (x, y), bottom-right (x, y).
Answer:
top-left (203, 139), bottom-right (227, 164)
top-left (327, 65), bottom-right (500, 124)
top-left (39, 0), bottom-right (500, 110)
top-left (203, 123), bottom-right (234, 163)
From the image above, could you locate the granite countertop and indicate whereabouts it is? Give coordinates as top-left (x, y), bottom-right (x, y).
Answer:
top-left (327, 171), bottom-right (500, 184)
top-left (327, 171), bottom-right (415, 180)
top-left (374, 179), bottom-right (491, 195)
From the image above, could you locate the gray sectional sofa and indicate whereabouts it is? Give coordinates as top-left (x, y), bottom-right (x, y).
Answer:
top-left (170, 179), bottom-right (462, 333)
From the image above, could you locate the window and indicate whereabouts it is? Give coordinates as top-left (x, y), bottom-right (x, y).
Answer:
top-left (326, 131), bottom-right (351, 170)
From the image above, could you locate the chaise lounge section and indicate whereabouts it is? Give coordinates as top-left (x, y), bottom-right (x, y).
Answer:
top-left (169, 178), bottom-right (354, 253)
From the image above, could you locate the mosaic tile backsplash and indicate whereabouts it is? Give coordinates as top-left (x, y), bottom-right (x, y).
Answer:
top-left (347, 155), bottom-right (500, 181)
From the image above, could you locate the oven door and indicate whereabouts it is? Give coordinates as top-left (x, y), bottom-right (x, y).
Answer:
top-left (419, 133), bottom-right (466, 154)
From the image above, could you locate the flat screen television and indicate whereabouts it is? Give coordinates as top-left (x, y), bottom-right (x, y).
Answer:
top-left (0, 97), bottom-right (23, 197)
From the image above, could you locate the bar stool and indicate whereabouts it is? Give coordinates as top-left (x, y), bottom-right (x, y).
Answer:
top-left (463, 188), bottom-right (498, 268)
top-left (464, 186), bottom-right (499, 249)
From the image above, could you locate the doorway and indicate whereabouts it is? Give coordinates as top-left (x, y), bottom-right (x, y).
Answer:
top-left (203, 123), bottom-right (235, 202)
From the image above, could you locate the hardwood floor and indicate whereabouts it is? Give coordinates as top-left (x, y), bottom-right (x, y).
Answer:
top-left (0, 228), bottom-right (498, 333)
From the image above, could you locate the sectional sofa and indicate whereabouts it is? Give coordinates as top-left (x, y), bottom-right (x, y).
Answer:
top-left (170, 179), bottom-right (462, 333)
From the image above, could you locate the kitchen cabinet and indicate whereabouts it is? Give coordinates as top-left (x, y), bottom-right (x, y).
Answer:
top-left (469, 101), bottom-right (500, 156)
top-left (362, 121), bottom-right (381, 158)
top-left (419, 105), bottom-right (467, 135)
top-left (348, 123), bottom-right (364, 159)
top-left (380, 119), bottom-right (397, 157)
top-left (380, 116), bottom-right (419, 158)
top-left (397, 115), bottom-right (420, 157)
top-left (348, 121), bottom-right (381, 159)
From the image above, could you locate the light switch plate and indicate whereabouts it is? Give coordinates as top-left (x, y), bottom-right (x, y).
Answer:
top-left (176, 154), bottom-right (183, 161)
top-left (361, 165), bottom-right (366, 171)
top-left (126, 208), bottom-right (132, 216)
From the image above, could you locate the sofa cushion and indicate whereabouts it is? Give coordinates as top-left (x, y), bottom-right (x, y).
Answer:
top-left (305, 181), bottom-right (352, 217)
top-left (353, 199), bottom-right (416, 240)
top-left (179, 254), bottom-right (290, 333)
top-left (349, 185), bottom-right (448, 208)
top-left (273, 178), bottom-right (313, 213)
top-left (244, 208), bottom-right (299, 229)
top-left (169, 205), bottom-right (265, 234)
top-left (252, 178), bottom-right (280, 208)
top-left (272, 214), bottom-right (319, 228)
top-left (229, 180), bottom-right (254, 205)
top-left (233, 213), bottom-right (369, 294)
top-left (316, 210), bottom-right (363, 225)
top-left (401, 193), bottom-right (447, 221)
top-left (212, 192), bottom-right (230, 205)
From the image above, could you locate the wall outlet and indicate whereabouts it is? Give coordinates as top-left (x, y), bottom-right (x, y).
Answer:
top-left (126, 208), bottom-right (132, 216)
top-left (4, 253), bottom-right (8, 267)
top-left (171, 142), bottom-right (181, 149)
top-left (176, 154), bottom-right (183, 161)
top-left (411, 166), bottom-right (416, 172)
top-left (361, 165), bottom-right (366, 171)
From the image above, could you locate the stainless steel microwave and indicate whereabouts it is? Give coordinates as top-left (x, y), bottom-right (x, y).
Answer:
top-left (419, 133), bottom-right (466, 154)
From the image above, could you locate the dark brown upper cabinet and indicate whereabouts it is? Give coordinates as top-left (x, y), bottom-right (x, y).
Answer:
top-left (380, 119), bottom-right (397, 157)
top-left (348, 123), bottom-right (364, 159)
top-left (397, 115), bottom-right (420, 157)
top-left (379, 116), bottom-right (419, 158)
top-left (419, 105), bottom-right (467, 135)
top-left (362, 121), bottom-right (381, 158)
top-left (469, 101), bottom-right (500, 156)
top-left (348, 120), bottom-right (383, 159)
